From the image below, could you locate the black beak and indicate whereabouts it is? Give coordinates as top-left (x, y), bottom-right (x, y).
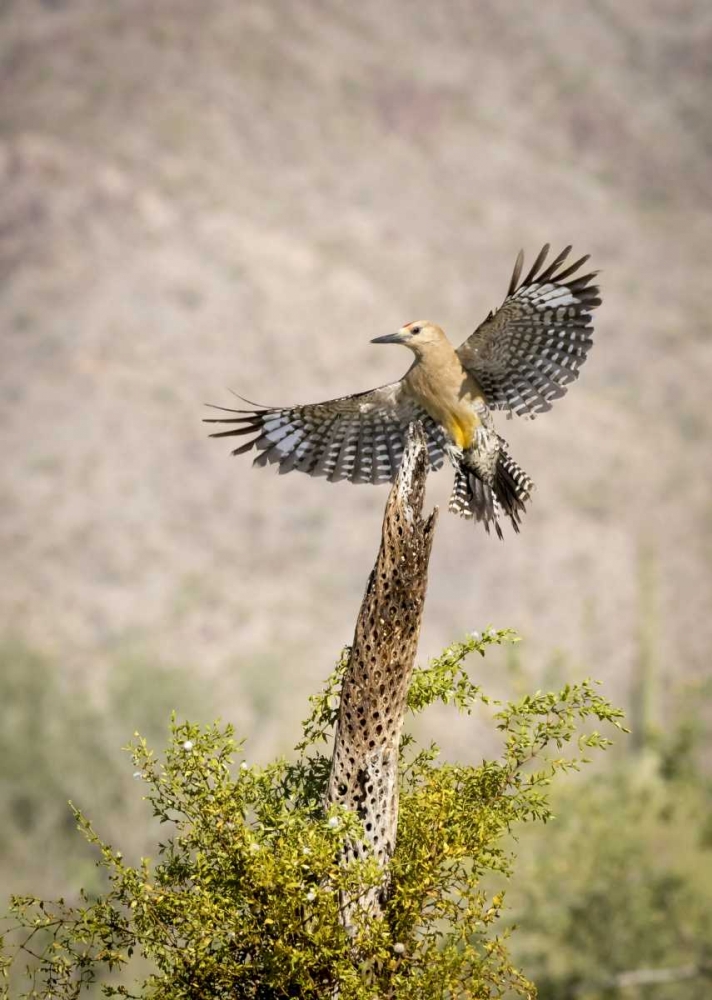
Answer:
top-left (370, 332), bottom-right (404, 344)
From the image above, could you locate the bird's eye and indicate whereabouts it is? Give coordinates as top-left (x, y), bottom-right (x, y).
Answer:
top-left (410, 325), bottom-right (421, 335)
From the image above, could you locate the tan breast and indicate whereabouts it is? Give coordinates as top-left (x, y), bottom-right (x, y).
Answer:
top-left (405, 350), bottom-right (485, 450)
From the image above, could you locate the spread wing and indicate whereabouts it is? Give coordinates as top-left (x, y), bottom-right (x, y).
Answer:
top-left (456, 244), bottom-right (601, 418)
top-left (205, 382), bottom-right (447, 484)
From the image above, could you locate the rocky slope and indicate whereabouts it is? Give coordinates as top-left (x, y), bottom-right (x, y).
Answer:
top-left (1, 0), bottom-right (711, 757)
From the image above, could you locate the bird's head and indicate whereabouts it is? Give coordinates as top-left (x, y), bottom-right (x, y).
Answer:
top-left (371, 321), bottom-right (446, 354)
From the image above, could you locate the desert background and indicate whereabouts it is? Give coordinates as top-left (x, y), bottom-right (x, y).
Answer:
top-left (2, 2), bottom-right (711, 996)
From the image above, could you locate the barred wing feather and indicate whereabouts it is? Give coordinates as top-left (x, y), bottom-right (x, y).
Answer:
top-left (457, 244), bottom-right (601, 418)
top-left (205, 382), bottom-right (447, 484)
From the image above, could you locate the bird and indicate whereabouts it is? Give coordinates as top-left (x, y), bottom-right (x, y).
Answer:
top-left (205, 244), bottom-right (600, 538)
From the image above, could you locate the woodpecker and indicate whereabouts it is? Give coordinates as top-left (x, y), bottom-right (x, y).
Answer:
top-left (206, 244), bottom-right (600, 538)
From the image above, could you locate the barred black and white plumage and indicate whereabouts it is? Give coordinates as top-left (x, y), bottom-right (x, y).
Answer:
top-left (456, 244), bottom-right (600, 418)
top-left (206, 243), bottom-right (601, 538)
top-left (446, 430), bottom-right (535, 538)
top-left (206, 384), bottom-right (448, 485)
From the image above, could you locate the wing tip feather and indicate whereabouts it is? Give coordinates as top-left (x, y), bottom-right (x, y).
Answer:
top-left (508, 249), bottom-right (525, 297)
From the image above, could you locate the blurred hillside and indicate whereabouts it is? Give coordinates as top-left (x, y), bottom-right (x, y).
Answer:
top-left (2, 0), bottom-right (712, 759)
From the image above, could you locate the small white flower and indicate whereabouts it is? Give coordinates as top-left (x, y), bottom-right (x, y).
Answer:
top-left (182, 740), bottom-right (194, 751)
top-left (302, 846), bottom-right (311, 855)
top-left (249, 842), bottom-right (261, 852)
top-left (132, 771), bottom-right (144, 780)
top-left (240, 761), bottom-right (249, 770)
top-left (393, 942), bottom-right (406, 955)
top-left (469, 630), bottom-right (480, 641)
top-left (305, 890), bottom-right (316, 902)
top-left (327, 816), bottom-right (340, 829)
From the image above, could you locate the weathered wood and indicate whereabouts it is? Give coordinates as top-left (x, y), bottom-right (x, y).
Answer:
top-left (326, 422), bottom-right (438, 927)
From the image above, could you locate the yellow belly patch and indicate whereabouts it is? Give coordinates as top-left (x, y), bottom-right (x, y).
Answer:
top-left (448, 413), bottom-right (477, 450)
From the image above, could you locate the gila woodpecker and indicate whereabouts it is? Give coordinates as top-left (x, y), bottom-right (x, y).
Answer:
top-left (206, 244), bottom-right (601, 538)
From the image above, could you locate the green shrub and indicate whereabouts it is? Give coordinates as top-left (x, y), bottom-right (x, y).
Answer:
top-left (1, 631), bottom-right (625, 999)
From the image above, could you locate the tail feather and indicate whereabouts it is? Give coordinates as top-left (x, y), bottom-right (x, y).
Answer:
top-left (449, 466), bottom-right (474, 519)
top-left (448, 450), bottom-right (534, 539)
top-left (448, 466), bottom-right (504, 540)
top-left (496, 451), bottom-right (534, 530)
